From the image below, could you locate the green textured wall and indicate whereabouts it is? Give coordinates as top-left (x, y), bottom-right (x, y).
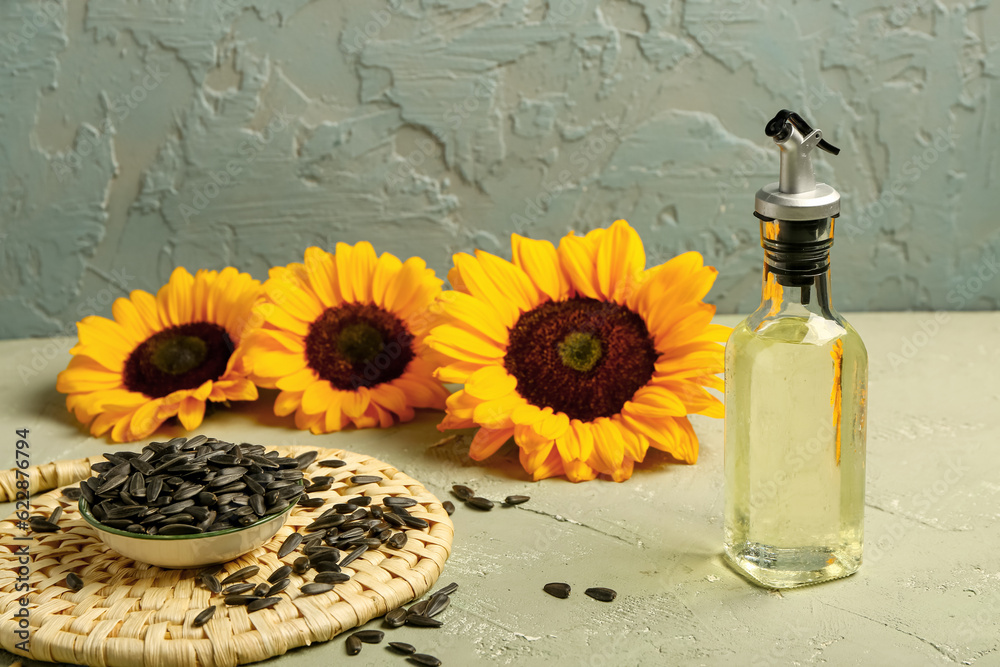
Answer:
top-left (2, 0), bottom-right (999, 340)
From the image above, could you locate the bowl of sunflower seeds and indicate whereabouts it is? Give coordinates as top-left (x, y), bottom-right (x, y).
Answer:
top-left (77, 435), bottom-right (309, 569)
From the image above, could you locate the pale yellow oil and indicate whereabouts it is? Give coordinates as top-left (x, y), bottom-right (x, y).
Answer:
top-left (724, 315), bottom-right (867, 588)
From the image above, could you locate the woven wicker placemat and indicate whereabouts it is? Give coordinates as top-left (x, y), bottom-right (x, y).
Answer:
top-left (0, 446), bottom-right (453, 667)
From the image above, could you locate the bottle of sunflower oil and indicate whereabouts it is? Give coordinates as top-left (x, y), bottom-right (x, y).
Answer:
top-left (723, 110), bottom-right (867, 588)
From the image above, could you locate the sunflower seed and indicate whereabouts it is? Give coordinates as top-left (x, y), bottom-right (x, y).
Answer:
top-left (298, 496), bottom-right (325, 508)
top-left (466, 497), bottom-right (494, 511)
top-left (318, 459), bottom-right (346, 468)
top-left (585, 587), bottom-right (617, 602)
top-left (62, 487), bottom-right (83, 501)
top-left (383, 497), bottom-right (417, 508)
top-left (268, 565), bottom-right (292, 583)
top-left (96, 474), bottom-right (128, 495)
top-left (383, 512), bottom-right (405, 528)
top-left (442, 501), bottom-right (455, 515)
top-left (353, 630), bottom-right (384, 644)
top-left (383, 607), bottom-right (407, 628)
top-left (543, 582), bottom-right (571, 599)
top-left (409, 654), bottom-right (443, 667)
top-left (434, 581), bottom-right (459, 596)
top-left (250, 494), bottom-right (267, 516)
top-left (314, 560), bottom-right (343, 573)
top-left (275, 533), bottom-right (302, 560)
top-left (350, 475), bottom-right (382, 485)
top-left (192, 606), bottom-right (216, 627)
top-left (387, 641), bottom-right (415, 654)
top-left (248, 596), bottom-right (281, 612)
top-left (29, 518), bottom-right (60, 532)
top-left (253, 582), bottom-right (269, 597)
top-left (301, 582), bottom-right (334, 595)
top-left (173, 484), bottom-right (204, 501)
top-left (347, 496), bottom-right (372, 507)
top-left (451, 484), bottom-right (474, 501)
top-left (401, 515), bottom-right (429, 529)
top-left (266, 578), bottom-right (290, 596)
top-left (161, 499), bottom-right (195, 515)
top-left (201, 574), bottom-right (222, 594)
top-left (314, 571), bottom-right (350, 584)
top-left (346, 634), bottom-right (362, 656)
top-left (221, 565), bottom-right (260, 585)
top-left (295, 451), bottom-right (319, 469)
top-left (224, 595), bottom-right (257, 606)
top-left (339, 544), bottom-right (368, 569)
top-left (146, 477), bottom-right (164, 502)
top-left (65, 572), bottom-right (83, 591)
top-left (405, 614), bottom-right (443, 628)
top-left (293, 557), bottom-right (310, 574)
top-left (408, 600), bottom-right (429, 616)
top-left (425, 592), bottom-right (450, 618)
top-left (223, 583), bottom-right (255, 595)
top-left (209, 474), bottom-right (244, 488)
top-left (504, 495), bottom-right (530, 505)
top-left (387, 532), bottom-right (408, 549)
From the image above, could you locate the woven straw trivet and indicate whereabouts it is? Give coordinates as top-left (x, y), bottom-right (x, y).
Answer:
top-left (0, 446), bottom-right (453, 667)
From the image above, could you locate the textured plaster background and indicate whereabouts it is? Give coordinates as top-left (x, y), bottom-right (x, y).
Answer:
top-left (1, 0), bottom-right (999, 339)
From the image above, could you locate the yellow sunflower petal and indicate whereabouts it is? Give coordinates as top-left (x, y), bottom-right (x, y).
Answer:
top-left (342, 388), bottom-right (370, 418)
top-left (557, 229), bottom-right (603, 299)
top-left (434, 291), bottom-right (511, 345)
top-left (158, 267), bottom-right (196, 326)
top-left (276, 367), bottom-right (319, 392)
top-left (511, 234), bottom-right (570, 302)
top-left (264, 278), bottom-right (324, 325)
top-left (469, 427), bottom-right (514, 460)
top-left (370, 383), bottom-right (414, 421)
top-left (563, 458), bottom-right (598, 482)
top-left (464, 365), bottom-right (518, 401)
top-left (303, 246), bottom-right (341, 309)
top-left (595, 219), bottom-right (645, 302)
top-left (251, 350), bottom-right (307, 379)
top-left (450, 253), bottom-right (521, 326)
top-left (275, 390), bottom-right (303, 417)
top-left (302, 381), bottom-right (336, 415)
top-left (473, 250), bottom-right (539, 312)
top-left (178, 397), bottom-right (206, 431)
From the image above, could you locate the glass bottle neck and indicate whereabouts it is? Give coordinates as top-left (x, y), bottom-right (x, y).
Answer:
top-left (755, 216), bottom-right (837, 320)
top-left (759, 265), bottom-right (834, 319)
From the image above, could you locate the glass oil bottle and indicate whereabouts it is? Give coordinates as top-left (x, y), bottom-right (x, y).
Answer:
top-left (724, 110), bottom-right (868, 588)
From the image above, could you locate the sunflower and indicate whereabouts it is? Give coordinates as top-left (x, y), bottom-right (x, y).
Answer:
top-left (426, 219), bottom-right (728, 482)
top-left (242, 243), bottom-right (449, 433)
top-left (57, 267), bottom-right (262, 442)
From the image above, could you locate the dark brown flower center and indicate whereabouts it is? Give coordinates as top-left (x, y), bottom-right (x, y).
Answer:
top-left (124, 322), bottom-right (233, 398)
top-left (504, 297), bottom-right (657, 422)
top-left (305, 302), bottom-right (413, 390)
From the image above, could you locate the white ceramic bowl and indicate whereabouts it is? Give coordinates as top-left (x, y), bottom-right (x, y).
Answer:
top-left (79, 494), bottom-right (298, 569)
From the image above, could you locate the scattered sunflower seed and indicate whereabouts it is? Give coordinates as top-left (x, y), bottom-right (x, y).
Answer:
top-left (346, 634), bottom-right (363, 656)
top-left (221, 565), bottom-right (260, 585)
top-left (384, 607), bottom-right (408, 628)
top-left (65, 572), bottom-right (84, 591)
top-left (504, 495), bottom-right (530, 505)
top-left (451, 485), bottom-right (474, 501)
top-left (223, 583), bottom-right (256, 595)
top-left (350, 475), bottom-right (382, 485)
top-left (301, 582), bottom-right (335, 595)
top-left (408, 654), bottom-right (443, 667)
top-left (543, 582), bottom-right (571, 599)
top-left (29, 517), bottom-right (60, 532)
top-left (268, 565), bottom-right (292, 583)
top-left (466, 497), bottom-right (494, 511)
top-left (267, 579), bottom-right (290, 596)
top-left (192, 605), bottom-right (216, 627)
top-left (405, 614), bottom-right (443, 628)
top-left (585, 587), bottom-right (617, 602)
top-left (442, 501), bottom-right (455, 515)
top-left (224, 595), bottom-right (258, 606)
top-left (48, 507), bottom-right (64, 523)
top-left (353, 630), bottom-right (384, 644)
top-left (315, 572), bottom-right (351, 584)
top-left (318, 459), bottom-right (347, 468)
top-left (247, 597), bottom-right (281, 612)
top-left (62, 487), bottom-right (83, 500)
top-left (388, 641), bottom-right (416, 654)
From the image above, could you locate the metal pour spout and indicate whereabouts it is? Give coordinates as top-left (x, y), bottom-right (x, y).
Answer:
top-left (755, 110), bottom-right (842, 222)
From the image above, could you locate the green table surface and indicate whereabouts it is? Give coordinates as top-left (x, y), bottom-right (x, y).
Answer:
top-left (1, 312), bottom-right (998, 666)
